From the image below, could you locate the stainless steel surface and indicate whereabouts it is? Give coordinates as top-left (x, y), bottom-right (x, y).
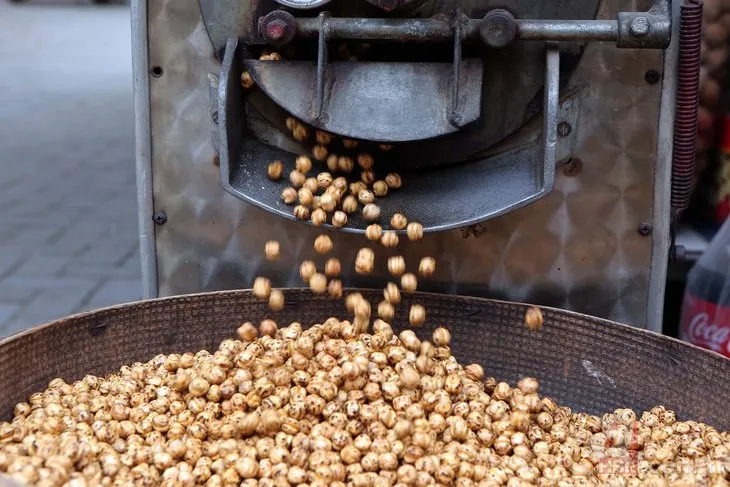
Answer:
top-left (243, 59), bottom-right (484, 142)
top-left (541, 43), bottom-right (559, 197)
top-left (131, 0), bottom-right (157, 300)
top-left (143, 0), bottom-right (667, 327)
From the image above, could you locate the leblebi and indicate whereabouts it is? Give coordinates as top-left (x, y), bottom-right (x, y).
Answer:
top-left (269, 289), bottom-right (285, 312)
top-left (391, 213), bottom-right (408, 230)
top-left (314, 235), bottom-right (333, 254)
top-left (332, 211), bottom-right (348, 228)
top-left (406, 222), bottom-right (424, 241)
top-left (409, 304), bottom-right (426, 327)
top-left (281, 187), bottom-right (297, 205)
top-left (295, 155), bottom-right (312, 174)
top-left (289, 170), bottom-right (306, 188)
top-left (363, 204), bottom-right (381, 222)
top-left (365, 224), bottom-right (383, 241)
top-left (299, 260), bottom-right (316, 282)
top-left (264, 241), bottom-right (280, 261)
top-left (418, 257), bottom-right (436, 277)
top-left (381, 231), bottom-right (399, 248)
top-left (309, 273), bottom-right (327, 294)
top-left (401, 273), bottom-right (417, 292)
top-left (355, 248), bottom-right (375, 275)
top-left (267, 160), bottom-right (284, 181)
top-left (325, 258), bottom-right (341, 277)
top-left (253, 277), bottom-right (271, 300)
top-left (388, 256), bottom-right (406, 277)
top-left (385, 172), bottom-right (402, 189)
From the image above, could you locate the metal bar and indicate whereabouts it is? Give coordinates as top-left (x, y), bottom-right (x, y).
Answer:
top-left (516, 20), bottom-right (617, 41)
top-left (312, 13), bottom-right (329, 120)
top-left (296, 17), bottom-right (619, 42)
top-left (131, 0), bottom-right (158, 299)
top-left (450, 4), bottom-right (462, 127)
top-left (541, 43), bottom-right (560, 191)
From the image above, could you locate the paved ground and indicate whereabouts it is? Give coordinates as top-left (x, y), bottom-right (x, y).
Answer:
top-left (0, 0), bottom-right (141, 337)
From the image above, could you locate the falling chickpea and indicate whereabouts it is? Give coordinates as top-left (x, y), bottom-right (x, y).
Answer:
top-left (361, 169), bottom-right (375, 185)
top-left (326, 154), bottom-right (339, 172)
top-left (293, 205), bottom-right (310, 220)
top-left (314, 235), bottom-right (333, 254)
top-left (327, 279), bottom-right (343, 298)
top-left (378, 301), bottom-right (395, 321)
top-left (298, 187), bottom-right (313, 206)
top-left (325, 258), bottom-right (341, 277)
top-left (289, 170), bottom-right (305, 188)
top-left (391, 213), bottom-right (407, 230)
top-left (304, 177), bottom-right (318, 194)
top-left (267, 160), bottom-right (284, 181)
top-left (311, 208), bottom-right (327, 227)
top-left (418, 257), bottom-right (435, 277)
top-left (338, 156), bottom-right (354, 173)
top-left (365, 224), bottom-right (382, 241)
top-left (406, 222), bottom-right (424, 241)
top-left (357, 153), bottom-right (374, 169)
top-left (372, 181), bottom-right (388, 197)
top-left (524, 306), bottom-right (544, 331)
top-left (409, 304), bottom-right (426, 327)
top-left (381, 231), bottom-right (399, 248)
top-left (320, 193), bottom-right (336, 212)
top-left (240, 71), bottom-right (255, 88)
top-left (401, 273), bottom-right (417, 292)
top-left (343, 139), bottom-right (358, 149)
top-left (355, 248), bottom-right (375, 275)
top-left (388, 256), bottom-right (406, 277)
top-left (268, 290), bottom-right (285, 312)
top-left (384, 282), bottom-right (401, 304)
top-left (312, 145), bottom-right (328, 161)
top-left (264, 241), bottom-right (280, 261)
top-left (358, 190), bottom-right (375, 205)
top-left (299, 260), bottom-right (316, 282)
top-left (363, 204), bottom-right (381, 222)
top-left (385, 172), bottom-right (402, 189)
top-left (253, 277), bottom-right (271, 300)
top-left (309, 273), bottom-right (327, 294)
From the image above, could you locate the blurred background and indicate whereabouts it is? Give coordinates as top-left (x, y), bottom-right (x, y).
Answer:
top-left (0, 0), bottom-right (140, 338)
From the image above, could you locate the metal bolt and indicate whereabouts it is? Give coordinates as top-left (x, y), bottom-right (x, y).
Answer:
top-left (645, 69), bottom-right (661, 85)
top-left (629, 16), bottom-right (650, 37)
top-left (638, 223), bottom-right (653, 236)
top-left (266, 20), bottom-right (288, 41)
top-left (480, 10), bottom-right (517, 49)
top-left (259, 10), bottom-right (297, 47)
top-left (557, 122), bottom-right (572, 137)
top-left (562, 157), bottom-right (582, 177)
top-left (153, 211), bottom-right (168, 225)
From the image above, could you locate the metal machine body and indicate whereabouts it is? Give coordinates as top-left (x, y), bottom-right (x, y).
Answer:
top-left (133, 0), bottom-right (683, 332)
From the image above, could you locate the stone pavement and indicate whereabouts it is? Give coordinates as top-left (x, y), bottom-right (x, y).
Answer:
top-left (0, 1), bottom-right (141, 337)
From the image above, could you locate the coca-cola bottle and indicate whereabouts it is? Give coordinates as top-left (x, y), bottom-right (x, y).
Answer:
top-left (680, 217), bottom-right (730, 357)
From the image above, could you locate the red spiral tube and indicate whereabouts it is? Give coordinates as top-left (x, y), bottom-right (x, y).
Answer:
top-left (672, 0), bottom-right (703, 212)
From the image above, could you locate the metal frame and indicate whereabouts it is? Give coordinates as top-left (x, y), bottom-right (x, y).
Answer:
top-left (131, 0), bottom-right (157, 299)
top-left (647, 0), bottom-right (682, 334)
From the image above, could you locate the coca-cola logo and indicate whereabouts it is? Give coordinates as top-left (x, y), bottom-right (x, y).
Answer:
top-left (688, 312), bottom-right (730, 354)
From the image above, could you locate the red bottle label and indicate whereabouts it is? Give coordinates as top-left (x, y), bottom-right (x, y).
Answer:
top-left (680, 292), bottom-right (730, 357)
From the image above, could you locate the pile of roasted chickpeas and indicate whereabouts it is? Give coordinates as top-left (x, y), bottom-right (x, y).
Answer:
top-left (2, 315), bottom-right (729, 486)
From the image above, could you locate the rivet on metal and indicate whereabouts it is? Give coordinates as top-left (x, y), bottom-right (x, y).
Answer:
top-left (645, 69), bottom-right (661, 84)
top-left (153, 211), bottom-right (168, 225)
top-left (629, 16), bottom-right (650, 37)
top-left (557, 122), bottom-right (572, 137)
top-left (638, 223), bottom-right (653, 236)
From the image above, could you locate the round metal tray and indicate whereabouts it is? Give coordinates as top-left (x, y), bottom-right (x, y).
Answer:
top-left (0, 290), bottom-right (728, 430)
